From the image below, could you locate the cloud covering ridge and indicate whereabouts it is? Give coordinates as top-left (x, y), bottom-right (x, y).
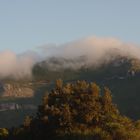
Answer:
top-left (0, 36), bottom-right (140, 79)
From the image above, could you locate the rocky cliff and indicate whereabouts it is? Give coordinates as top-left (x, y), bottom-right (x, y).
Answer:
top-left (0, 82), bottom-right (34, 98)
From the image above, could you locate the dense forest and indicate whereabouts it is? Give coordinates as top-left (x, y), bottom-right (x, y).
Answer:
top-left (1, 79), bottom-right (140, 140)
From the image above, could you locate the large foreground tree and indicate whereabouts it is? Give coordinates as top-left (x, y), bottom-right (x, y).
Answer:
top-left (7, 80), bottom-right (140, 140)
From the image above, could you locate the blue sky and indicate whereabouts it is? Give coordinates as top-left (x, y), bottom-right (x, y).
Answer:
top-left (0, 0), bottom-right (140, 53)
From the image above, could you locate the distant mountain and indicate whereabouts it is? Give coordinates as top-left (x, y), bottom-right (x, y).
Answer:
top-left (32, 55), bottom-right (140, 81)
top-left (32, 55), bottom-right (140, 119)
top-left (1, 54), bottom-right (140, 127)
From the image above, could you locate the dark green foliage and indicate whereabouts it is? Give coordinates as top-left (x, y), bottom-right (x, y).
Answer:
top-left (5, 80), bottom-right (140, 140)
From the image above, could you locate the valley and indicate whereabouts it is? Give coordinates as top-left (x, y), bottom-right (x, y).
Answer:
top-left (1, 55), bottom-right (140, 127)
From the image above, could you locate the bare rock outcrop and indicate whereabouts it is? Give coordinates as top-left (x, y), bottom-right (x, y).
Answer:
top-left (0, 83), bottom-right (34, 98)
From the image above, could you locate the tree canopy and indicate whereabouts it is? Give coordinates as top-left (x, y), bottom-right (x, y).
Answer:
top-left (4, 80), bottom-right (140, 140)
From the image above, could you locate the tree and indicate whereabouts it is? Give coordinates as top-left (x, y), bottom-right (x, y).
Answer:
top-left (7, 80), bottom-right (140, 140)
top-left (23, 116), bottom-right (32, 128)
top-left (90, 82), bottom-right (100, 98)
top-left (0, 128), bottom-right (9, 139)
top-left (103, 87), bottom-right (112, 104)
top-left (55, 79), bottom-right (63, 90)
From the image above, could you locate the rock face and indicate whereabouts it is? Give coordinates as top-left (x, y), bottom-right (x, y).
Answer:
top-left (0, 82), bottom-right (34, 98)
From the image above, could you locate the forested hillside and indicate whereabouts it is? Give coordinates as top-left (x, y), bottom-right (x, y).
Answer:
top-left (1, 80), bottom-right (140, 140)
top-left (32, 56), bottom-right (140, 119)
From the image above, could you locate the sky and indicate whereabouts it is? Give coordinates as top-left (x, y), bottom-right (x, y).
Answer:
top-left (0, 0), bottom-right (140, 53)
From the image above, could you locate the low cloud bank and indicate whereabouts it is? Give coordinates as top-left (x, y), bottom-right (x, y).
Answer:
top-left (0, 36), bottom-right (140, 79)
top-left (0, 50), bottom-right (38, 79)
top-left (41, 36), bottom-right (140, 68)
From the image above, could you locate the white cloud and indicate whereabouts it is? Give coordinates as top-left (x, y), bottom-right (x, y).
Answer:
top-left (0, 50), bottom-right (37, 79)
top-left (41, 36), bottom-right (140, 67)
top-left (0, 36), bottom-right (140, 79)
